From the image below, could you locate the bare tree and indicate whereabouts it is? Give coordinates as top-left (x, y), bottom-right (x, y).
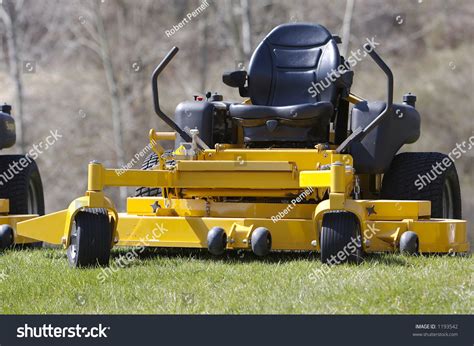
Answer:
top-left (67, 0), bottom-right (127, 203)
top-left (92, 0), bottom-right (125, 171)
top-left (223, 0), bottom-right (244, 62)
top-left (240, 0), bottom-right (252, 59)
top-left (340, 0), bottom-right (355, 58)
top-left (199, 13), bottom-right (209, 92)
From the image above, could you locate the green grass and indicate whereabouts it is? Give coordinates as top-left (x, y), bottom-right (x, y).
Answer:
top-left (0, 248), bottom-right (472, 314)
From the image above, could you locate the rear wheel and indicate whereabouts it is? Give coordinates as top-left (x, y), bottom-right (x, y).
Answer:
top-left (67, 208), bottom-right (112, 267)
top-left (381, 152), bottom-right (462, 219)
top-left (320, 211), bottom-right (363, 264)
top-left (135, 153), bottom-right (161, 197)
top-left (0, 155), bottom-right (44, 215)
top-left (0, 155), bottom-right (44, 248)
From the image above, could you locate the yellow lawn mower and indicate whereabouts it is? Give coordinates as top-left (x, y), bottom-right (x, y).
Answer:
top-left (16, 23), bottom-right (468, 267)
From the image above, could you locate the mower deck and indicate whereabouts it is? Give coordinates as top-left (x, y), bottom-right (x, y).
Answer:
top-left (15, 148), bottom-right (469, 255)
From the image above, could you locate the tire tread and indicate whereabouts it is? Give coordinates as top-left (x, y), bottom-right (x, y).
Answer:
top-left (381, 152), bottom-right (462, 218)
top-left (135, 153), bottom-right (161, 197)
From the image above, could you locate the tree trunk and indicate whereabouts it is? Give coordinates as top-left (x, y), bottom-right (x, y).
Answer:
top-left (93, 0), bottom-right (127, 204)
top-left (340, 0), bottom-right (355, 58)
top-left (199, 14), bottom-right (209, 92)
top-left (240, 0), bottom-right (252, 60)
top-left (224, 0), bottom-right (245, 63)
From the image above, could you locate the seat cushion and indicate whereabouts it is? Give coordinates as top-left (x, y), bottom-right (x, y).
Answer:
top-left (229, 102), bottom-right (333, 145)
top-left (229, 101), bottom-right (333, 122)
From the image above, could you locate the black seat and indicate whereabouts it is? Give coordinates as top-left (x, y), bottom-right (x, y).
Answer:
top-left (226, 23), bottom-right (345, 146)
top-left (229, 102), bottom-right (333, 121)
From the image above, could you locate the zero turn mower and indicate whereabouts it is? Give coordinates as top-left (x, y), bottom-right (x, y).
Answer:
top-left (0, 103), bottom-right (45, 250)
top-left (16, 23), bottom-right (468, 267)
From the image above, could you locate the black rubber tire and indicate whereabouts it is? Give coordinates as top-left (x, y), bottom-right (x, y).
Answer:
top-left (320, 211), bottom-right (363, 265)
top-left (0, 224), bottom-right (14, 249)
top-left (399, 231), bottom-right (419, 255)
top-left (251, 227), bottom-right (272, 257)
top-left (67, 208), bottom-right (112, 267)
top-left (135, 153), bottom-right (161, 197)
top-left (0, 155), bottom-right (44, 215)
top-left (207, 227), bottom-right (227, 255)
top-left (381, 152), bottom-right (462, 219)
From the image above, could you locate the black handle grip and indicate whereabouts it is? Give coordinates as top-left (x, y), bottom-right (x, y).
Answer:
top-left (336, 45), bottom-right (394, 153)
top-left (152, 47), bottom-right (192, 142)
top-left (363, 43), bottom-right (393, 107)
top-left (152, 47), bottom-right (179, 86)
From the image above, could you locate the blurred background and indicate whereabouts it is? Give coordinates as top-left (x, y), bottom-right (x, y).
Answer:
top-left (0, 0), bottom-right (472, 241)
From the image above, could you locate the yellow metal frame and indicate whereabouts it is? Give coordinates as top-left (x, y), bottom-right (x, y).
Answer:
top-left (16, 131), bottom-right (469, 255)
top-left (0, 198), bottom-right (39, 244)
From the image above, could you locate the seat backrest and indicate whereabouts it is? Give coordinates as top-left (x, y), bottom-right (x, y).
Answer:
top-left (248, 23), bottom-right (341, 107)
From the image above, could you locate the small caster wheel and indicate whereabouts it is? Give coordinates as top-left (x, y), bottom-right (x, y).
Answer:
top-left (67, 208), bottom-right (112, 267)
top-left (207, 227), bottom-right (227, 255)
top-left (251, 227), bottom-right (271, 257)
top-left (0, 225), bottom-right (14, 250)
top-left (399, 231), bottom-right (419, 255)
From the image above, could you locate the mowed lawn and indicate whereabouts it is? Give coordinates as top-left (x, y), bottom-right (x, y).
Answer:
top-left (0, 247), bottom-right (472, 314)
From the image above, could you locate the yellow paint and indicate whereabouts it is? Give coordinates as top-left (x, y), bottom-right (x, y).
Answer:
top-left (16, 211), bottom-right (67, 244)
top-left (115, 214), bottom-right (316, 250)
top-left (0, 214), bottom-right (39, 244)
top-left (0, 199), bottom-right (9, 213)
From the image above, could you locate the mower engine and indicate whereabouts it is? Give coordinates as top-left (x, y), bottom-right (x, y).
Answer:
top-left (174, 92), bottom-right (235, 148)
